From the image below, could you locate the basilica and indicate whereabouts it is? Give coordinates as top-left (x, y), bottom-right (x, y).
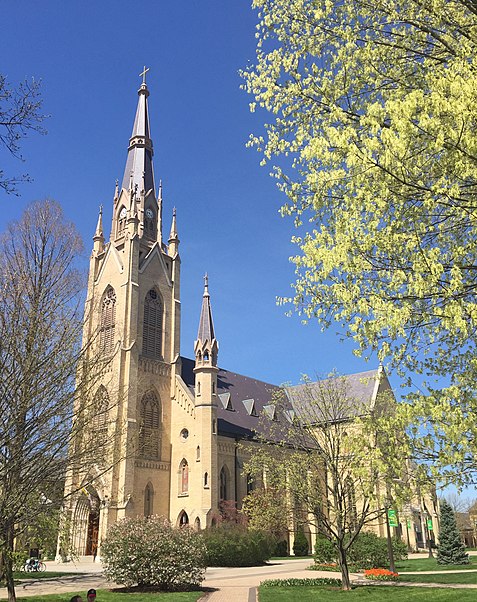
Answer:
top-left (62, 75), bottom-right (415, 560)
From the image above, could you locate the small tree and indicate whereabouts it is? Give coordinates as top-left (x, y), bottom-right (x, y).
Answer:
top-left (101, 516), bottom-right (206, 589)
top-left (0, 201), bottom-right (117, 602)
top-left (244, 373), bottom-right (409, 590)
top-left (292, 525), bottom-right (309, 556)
top-left (437, 499), bottom-right (469, 565)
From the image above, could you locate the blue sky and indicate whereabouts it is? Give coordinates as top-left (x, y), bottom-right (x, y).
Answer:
top-left (1, 1), bottom-right (400, 388)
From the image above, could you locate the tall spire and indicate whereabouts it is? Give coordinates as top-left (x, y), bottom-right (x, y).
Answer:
top-left (197, 273), bottom-right (215, 343)
top-left (121, 68), bottom-right (155, 194)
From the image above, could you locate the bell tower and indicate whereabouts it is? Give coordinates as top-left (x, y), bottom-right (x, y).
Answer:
top-left (62, 69), bottom-right (181, 560)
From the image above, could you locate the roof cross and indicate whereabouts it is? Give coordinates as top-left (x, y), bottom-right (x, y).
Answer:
top-left (139, 66), bottom-right (150, 84)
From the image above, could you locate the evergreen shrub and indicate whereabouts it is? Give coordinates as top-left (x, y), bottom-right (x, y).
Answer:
top-left (437, 500), bottom-right (469, 565)
top-left (292, 525), bottom-right (309, 556)
top-left (314, 536), bottom-right (335, 564)
top-left (273, 539), bottom-right (289, 557)
top-left (101, 516), bottom-right (206, 590)
top-left (203, 525), bottom-right (272, 566)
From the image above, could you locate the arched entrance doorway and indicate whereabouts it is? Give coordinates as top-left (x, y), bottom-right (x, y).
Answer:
top-left (72, 487), bottom-right (100, 557)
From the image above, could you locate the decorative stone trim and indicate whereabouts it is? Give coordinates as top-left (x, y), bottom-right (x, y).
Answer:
top-left (139, 357), bottom-right (171, 376)
top-left (134, 460), bottom-right (170, 471)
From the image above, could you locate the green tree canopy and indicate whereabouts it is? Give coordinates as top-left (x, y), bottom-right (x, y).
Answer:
top-left (242, 0), bottom-right (477, 482)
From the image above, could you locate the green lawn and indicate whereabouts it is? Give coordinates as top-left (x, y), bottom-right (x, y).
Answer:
top-left (259, 586), bottom-right (477, 601)
top-left (400, 572), bottom-right (477, 584)
top-left (396, 557), bottom-right (475, 571)
top-left (0, 590), bottom-right (203, 602)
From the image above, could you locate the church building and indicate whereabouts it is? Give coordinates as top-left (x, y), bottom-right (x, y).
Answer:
top-left (62, 75), bottom-right (411, 560)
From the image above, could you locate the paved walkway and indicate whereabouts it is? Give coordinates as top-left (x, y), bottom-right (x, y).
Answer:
top-left (3, 554), bottom-right (477, 601)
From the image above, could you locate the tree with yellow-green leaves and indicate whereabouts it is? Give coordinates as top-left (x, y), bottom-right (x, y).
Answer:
top-left (242, 0), bottom-right (477, 483)
top-left (243, 376), bottom-right (411, 590)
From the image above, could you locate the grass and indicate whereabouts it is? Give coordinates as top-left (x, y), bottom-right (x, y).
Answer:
top-left (0, 590), bottom-right (203, 602)
top-left (259, 585), bottom-right (477, 601)
top-left (400, 572), bottom-right (477, 584)
top-left (396, 557), bottom-right (475, 571)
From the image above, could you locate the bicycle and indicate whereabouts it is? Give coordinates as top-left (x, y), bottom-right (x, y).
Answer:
top-left (24, 558), bottom-right (46, 572)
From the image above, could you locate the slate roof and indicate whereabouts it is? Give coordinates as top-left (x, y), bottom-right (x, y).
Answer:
top-left (121, 82), bottom-right (155, 193)
top-left (180, 356), bottom-right (283, 438)
top-left (286, 369), bottom-right (381, 424)
top-left (180, 359), bottom-right (384, 439)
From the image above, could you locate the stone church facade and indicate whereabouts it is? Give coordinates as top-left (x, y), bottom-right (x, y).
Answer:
top-left (62, 77), bottom-right (431, 560)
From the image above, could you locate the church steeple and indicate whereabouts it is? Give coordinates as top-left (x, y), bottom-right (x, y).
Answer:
top-left (121, 67), bottom-right (155, 194)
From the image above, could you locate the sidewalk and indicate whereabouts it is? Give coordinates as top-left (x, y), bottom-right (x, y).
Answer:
top-left (3, 556), bottom-right (477, 601)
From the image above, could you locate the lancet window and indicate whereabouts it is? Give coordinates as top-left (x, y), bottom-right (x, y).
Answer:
top-left (100, 286), bottom-right (116, 354)
top-left (144, 483), bottom-right (154, 517)
top-left (142, 289), bottom-right (163, 359)
top-left (139, 391), bottom-right (161, 459)
top-left (180, 459), bottom-right (189, 494)
top-left (219, 466), bottom-right (229, 501)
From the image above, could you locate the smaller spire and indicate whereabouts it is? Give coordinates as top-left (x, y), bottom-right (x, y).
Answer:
top-left (169, 207), bottom-right (178, 241)
top-left (197, 273), bottom-right (215, 343)
top-left (114, 179), bottom-right (119, 200)
top-left (168, 207), bottom-right (179, 256)
top-left (93, 205), bottom-right (105, 253)
top-left (158, 179), bottom-right (163, 203)
top-left (94, 205), bottom-right (104, 239)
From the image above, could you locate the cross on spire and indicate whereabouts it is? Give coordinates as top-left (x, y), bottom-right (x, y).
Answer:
top-left (139, 66), bottom-right (150, 84)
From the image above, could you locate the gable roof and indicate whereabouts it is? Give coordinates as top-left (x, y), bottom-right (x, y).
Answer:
top-left (180, 359), bottom-right (389, 439)
top-left (285, 369), bottom-right (383, 424)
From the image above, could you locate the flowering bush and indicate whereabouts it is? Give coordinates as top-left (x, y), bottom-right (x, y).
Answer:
top-left (364, 568), bottom-right (399, 581)
top-left (101, 515), bottom-right (206, 590)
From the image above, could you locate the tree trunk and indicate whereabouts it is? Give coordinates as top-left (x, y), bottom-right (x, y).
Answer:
top-left (3, 522), bottom-right (17, 602)
top-left (337, 544), bottom-right (352, 590)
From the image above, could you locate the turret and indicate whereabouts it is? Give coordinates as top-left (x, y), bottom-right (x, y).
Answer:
top-left (194, 275), bottom-right (219, 401)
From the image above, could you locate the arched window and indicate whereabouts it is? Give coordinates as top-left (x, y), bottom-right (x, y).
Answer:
top-left (220, 466), bottom-right (228, 501)
top-left (204, 472), bottom-right (208, 487)
top-left (196, 446), bottom-right (200, 461)
top-left (194, 517), bottom-right (201, 531)
top-left (139, 391), bottom-right (161, 459)
top-left (178, 510), bottom-right (189, 526)
top-left (180, 459), bottom-right (189, 494)
top-left (142, 289), bottom-right (163, 359)
top-left (144, 483), bottom-right (154, 517)
top-left (92, 385), bottom-right (109, 446)
top-left (100, 287), bottom-right (116, 354)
